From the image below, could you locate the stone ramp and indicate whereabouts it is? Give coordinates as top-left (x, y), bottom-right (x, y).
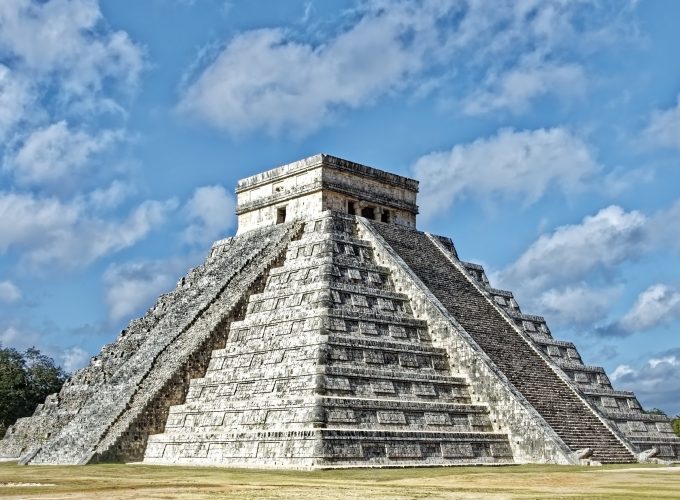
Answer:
top-left (370, 221), bottom-right (636, 464)
top-left (11, 222), bottom-right (300, 465)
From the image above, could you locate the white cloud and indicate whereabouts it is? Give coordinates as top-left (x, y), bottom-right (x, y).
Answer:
top-left (179, 3), bottom-right (435, 135)
top-left (85, 180), bottom-right (133, 211)
top-left (0, 0), bottom-right (145, 153)
top-left (643, 94), bottom-right (680, 151)
top-left (610, 348), bottom-right (680, 415)
top-left (464, 63), bottom-right (586, 115)
top-left (620, 284), bottom-right (680, 332)
top-left (61, 345), bottom-right (88, 373)
top-left (534, 284), bottom-right (621, 327)
top-left (5, 120), bottom-right (124, 186)
top-left (600, 284), bottom-right (680, 336)
top-left (602, 166), bottom-right (655, 197)
top-left (0, 192), bottom-right (177, 270)
top-left (104, 259), bottom-right (184, 321)
top-left (183, 185), bottom-right (236, 245)
top-left (0, 325), bottom-right (41, 351)
top-left (490, 199), bottom-right (680, 330)
top-left (495, 205), bottom-right (647, 294)
top-left (0, 64), bottom-right (34, 139)
top-left (179, 1), bottom-right (632, 134)
top-left (0, 280), bottom-right (21, 303)
top-left (0, 0), bottom-right (144, 99)
top-left (412, 127), bottom-right (600, 220)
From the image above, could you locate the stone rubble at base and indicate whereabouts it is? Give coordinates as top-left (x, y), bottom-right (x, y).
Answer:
top-left (1, 154), bottom-right (678, 467)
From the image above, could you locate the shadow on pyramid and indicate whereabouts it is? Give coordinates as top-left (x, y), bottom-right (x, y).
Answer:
top-left (2, 155), bottom-right (678, 468)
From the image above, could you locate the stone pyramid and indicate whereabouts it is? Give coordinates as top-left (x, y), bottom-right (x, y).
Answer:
top-left (1, 154), bottom-right (678, 467)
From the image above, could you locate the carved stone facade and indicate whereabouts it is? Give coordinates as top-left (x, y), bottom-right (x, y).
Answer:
top-left (2, 154), bottom-right (678, 467)
top-left (236, 154), bottom-right (418, 233)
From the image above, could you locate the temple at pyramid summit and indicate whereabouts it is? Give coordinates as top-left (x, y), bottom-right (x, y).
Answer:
top-left (2, 154), bottom-right (678, 467)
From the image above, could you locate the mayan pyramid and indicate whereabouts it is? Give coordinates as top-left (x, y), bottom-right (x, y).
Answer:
top-left (2, 154), bottom-right (678, 467)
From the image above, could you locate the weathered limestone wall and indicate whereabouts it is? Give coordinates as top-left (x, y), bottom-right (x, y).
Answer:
top-left (320, 160), bottom-right (417, 228)
top-left (0, 285), bottom-right (176, 460)
top-left (144, 212), bottom-right (513, 469)
top-left (322, 190), bottom-right (415, 229)
top-left (237, 190), bottom-right (322, 235)
top-left (458, 259), bottom-right (680, 461)
top-left (236, 154), bottom-right (418, 233)
top-left (0, 222), bottom-right (301, 465)
top-left (356, 218), bottom-right (577, 464)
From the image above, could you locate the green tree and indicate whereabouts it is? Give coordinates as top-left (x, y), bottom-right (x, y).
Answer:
top-left (646, 408), bottom-right (668, 416)
top-left (673, 415), bottom-right (680, 437)
top-left (0, 346), bottom-right (67, 436)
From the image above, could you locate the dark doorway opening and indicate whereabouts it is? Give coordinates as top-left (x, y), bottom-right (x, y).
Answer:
top-left (347, 201), bottom-right (356, 215)
top-left (361, 206), bottom-right (375, 219)
top-left (276, 207), bottom-right (287, 224)
top-left (381, 210), bottom-right (390, 223)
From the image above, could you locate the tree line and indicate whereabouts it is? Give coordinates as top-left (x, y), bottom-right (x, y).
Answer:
top-left (0, 345), bottom-right (67, 436)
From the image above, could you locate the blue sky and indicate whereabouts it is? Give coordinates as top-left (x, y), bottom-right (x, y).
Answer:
top-left (0, 0), bottom-right (679, 415)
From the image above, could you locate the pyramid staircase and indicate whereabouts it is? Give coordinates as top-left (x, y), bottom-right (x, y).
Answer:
top-left (144, 213), bottom-right (514, 467)
top-left (457, 263), bottom-right (680, 461)
top-left (1, 222), bottom-right (301, 464)
top-left (369, 220), bottom-right (680, 463)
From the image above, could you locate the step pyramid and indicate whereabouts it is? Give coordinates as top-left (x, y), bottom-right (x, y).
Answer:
top-left (1, 154), bottom-right (678, 467)
top-left (143, 213), bottom-right (513, 467)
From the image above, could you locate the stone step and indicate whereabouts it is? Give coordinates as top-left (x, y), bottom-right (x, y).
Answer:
top-left (326, 334), bottom-right (447, 355)
top-left (145, 428), bottom-right (514, 467)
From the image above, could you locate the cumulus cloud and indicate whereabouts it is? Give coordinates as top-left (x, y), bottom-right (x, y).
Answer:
top-left (84, 180), bottom-right (133, 211)
top-left (598, 284), bottom-right (680, 337)
top-left (643, 94), bottom-right (680, 151)
top-left (412, 127), bottom-right (601, 220)
top-left (0, 64), bottom-right (34, 139)
top-left (179, 0), bottom-right (628, 135)
top-left (0, 192), bottom-right (177, 270)
top-left (619, 284), bottom-right (680, 332)
top-left (5, 120), bottom-right (124, 186)
top-left (60, 345), bottom-right (88, 373)
top-left (0, 0), bottom-right (145, 178)
top-left (489, 199), bottom-right (680, 329)
top-left (0, 2), bottom-right (149, 272)
top-left (179, 1), bottom-right (440, 134)
top-left (533, 284), bottom-right (621, 328)
top-left (183, 185), bottom-right (236, 245)
top-left (611, 348), bottom-right (680, 415)
top-left (104, 259), bottom-right (185, 321)
top-left (0, 0), bottom-right (144, 100)
top-left (464, 63), bottom-right (586, 115)
top-left (495, 205), bottom-right (647, 294)
top-left (0, 280), bottom-right (21, 303)
top-left (0, 325), bottom-right (41, 351)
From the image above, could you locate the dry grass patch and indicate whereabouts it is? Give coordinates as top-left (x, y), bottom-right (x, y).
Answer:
top-left (0, 461), bottom-right (678, 499)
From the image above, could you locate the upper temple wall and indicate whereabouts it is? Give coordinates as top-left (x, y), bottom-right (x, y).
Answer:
top-left (235, 154), bottom-right (419, 233)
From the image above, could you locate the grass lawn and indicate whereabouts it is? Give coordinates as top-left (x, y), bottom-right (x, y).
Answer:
top-left (0, 461), bottom-right (678, 499)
